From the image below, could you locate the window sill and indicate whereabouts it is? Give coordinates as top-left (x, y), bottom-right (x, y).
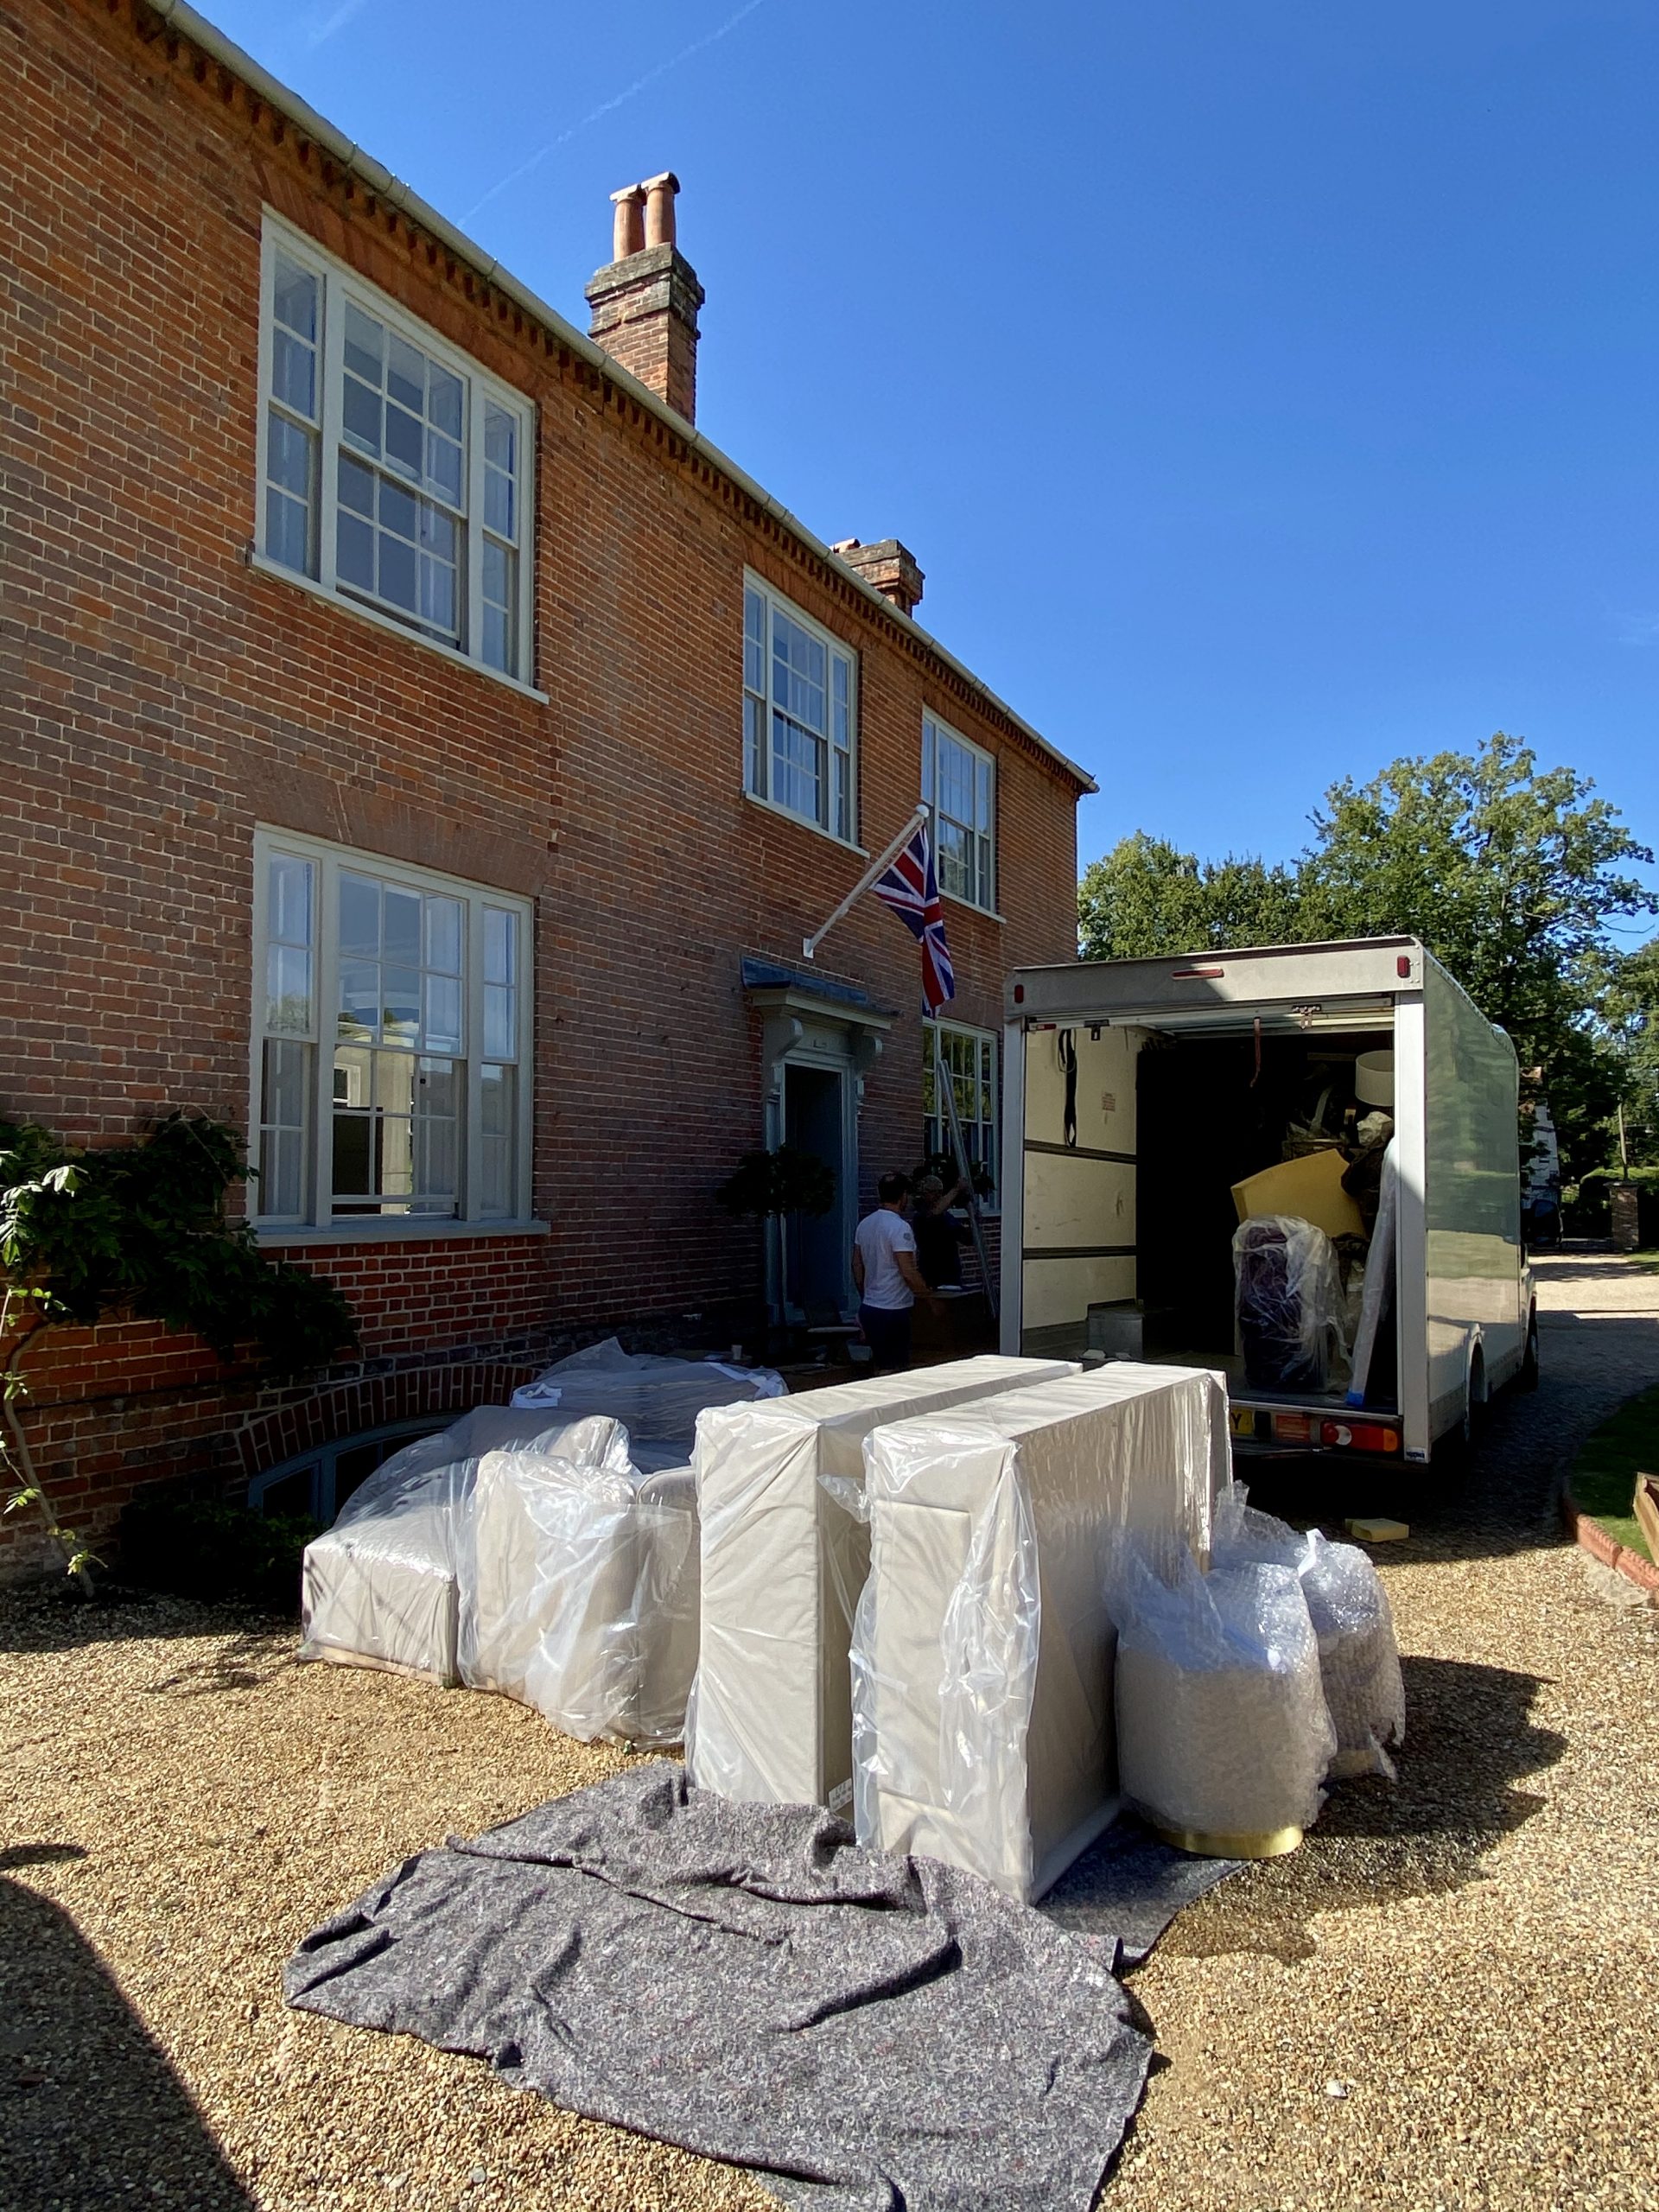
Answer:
top-left (256, 1217), bottom-right (550, 1248)
top-left (741, 787), bottom-right (868, 858)
top-left (247, 550), bottom-right (551, 704)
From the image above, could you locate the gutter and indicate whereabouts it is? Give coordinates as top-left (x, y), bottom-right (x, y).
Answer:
top-left (143, 0), bottom-right (1096, 798)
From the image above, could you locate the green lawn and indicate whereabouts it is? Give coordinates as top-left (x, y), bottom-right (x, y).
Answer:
top-left (1630, 1249), bottom-right (1659, 1274)
top-left (1569, 1382), bottom-right (1659, 1562)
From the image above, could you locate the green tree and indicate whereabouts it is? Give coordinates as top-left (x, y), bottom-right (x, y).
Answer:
top-left (1075, 734), bottom-right (1656, 1181)
top-left (1599, 937), bottom-right (1659, 1166)
top-left (1300, 734), bottom-right (1656, 1066)
top-left (1077, 832), bottom-right (1307, 960)
top-left (1, 1114), bottom-right (357, 1586)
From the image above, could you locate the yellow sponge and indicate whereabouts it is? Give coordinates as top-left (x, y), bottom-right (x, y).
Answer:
top-left (1345, 1516), bottom-right (1409, 1542)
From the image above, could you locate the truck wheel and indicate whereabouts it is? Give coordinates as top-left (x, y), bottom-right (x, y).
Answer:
top-left (1518, 1308), bottom-right (1540, 1391)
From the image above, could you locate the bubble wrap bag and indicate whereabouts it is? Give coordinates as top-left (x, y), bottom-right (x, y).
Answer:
top-left (299, 1408), bottom-right (613, 1685)
top-left (1232, 1214), bottom-right (1348, 1394)
top-left (1212, 1483), bottom-right (1405, 1780)
top-left (851, 1366), bottom-right (1229, 1902)
top-left (511, 1337), bottom-right (785, 1442)
top-left (461, 1422), bottom-right (701, 1748)
top-left (1108, 1540), bottom-right (1336, 1847)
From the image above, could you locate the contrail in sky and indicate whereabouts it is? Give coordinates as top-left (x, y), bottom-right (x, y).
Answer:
top-left (461, 0), bottom-right (771, 225)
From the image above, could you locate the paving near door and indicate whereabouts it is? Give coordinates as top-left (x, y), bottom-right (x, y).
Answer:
top-left (3, 1253), bottom-right (1656, 2212)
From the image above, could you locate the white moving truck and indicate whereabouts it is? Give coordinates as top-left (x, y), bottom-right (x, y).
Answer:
top-left (999, 938), bottom-right (1537, 1465)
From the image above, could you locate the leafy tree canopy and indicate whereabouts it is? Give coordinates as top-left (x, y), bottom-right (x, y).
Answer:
top-left (1077, 734), bottom-right (1657, 1180)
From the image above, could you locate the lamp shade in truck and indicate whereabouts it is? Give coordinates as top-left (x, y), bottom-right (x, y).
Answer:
top-left (1000, 938), bottom-right (1537, 1464)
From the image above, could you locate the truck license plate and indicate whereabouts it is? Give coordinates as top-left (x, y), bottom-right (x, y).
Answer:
top-left (1229, 1408), bottom-right (1256, 1439)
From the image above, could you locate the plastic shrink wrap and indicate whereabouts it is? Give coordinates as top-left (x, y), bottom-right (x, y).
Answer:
top-left (461, 1424), bottom-right (701, 1748)
top-left (1211, 1483), bottom-right (1405, 1779)
top-left (686, 1356), bottom-right (1077, 1808)
top-left (1233, 1214), bottom-right (1348, 1393)
top-left (510, 1337), bottom-right (784, 1440)
top-left (1107, 1540), bottom-right (1337, 1853)
top-left (850, 1365), bottom-right (1228, 1903)
top-left (299, 1408), bottom-right (613, 1684)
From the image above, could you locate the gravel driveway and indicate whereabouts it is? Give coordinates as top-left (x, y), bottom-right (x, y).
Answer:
top-left (3, 1252), bottom-right (1656, 2212)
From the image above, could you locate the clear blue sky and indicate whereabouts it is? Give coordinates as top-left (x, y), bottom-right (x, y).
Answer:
top-left (207, 0), bottom-right (1658, 921)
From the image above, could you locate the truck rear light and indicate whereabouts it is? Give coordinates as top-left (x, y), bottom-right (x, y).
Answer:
top-left (1396, 956), bottom-right (1412, 977)
top-left (1013, 983), bottom-right (1024, 1003)
top-left (1320, 1420), bottom-right (1402, 1453)
top-left (1273, 1412), bottom-right (1313, 1442)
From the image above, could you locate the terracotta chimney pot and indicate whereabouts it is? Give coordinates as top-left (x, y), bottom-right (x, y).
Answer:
top-left (610, 184), bottom-right (646, 260)
top-left (642, 171), bottom-right (680, 249)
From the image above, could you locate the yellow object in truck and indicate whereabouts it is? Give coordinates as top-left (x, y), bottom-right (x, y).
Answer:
top-left (1230, 1147), bottom-right (1367, 1242)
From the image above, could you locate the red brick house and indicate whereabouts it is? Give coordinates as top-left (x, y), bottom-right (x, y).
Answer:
top-left (0, 0), bottom-right (1093, 1569)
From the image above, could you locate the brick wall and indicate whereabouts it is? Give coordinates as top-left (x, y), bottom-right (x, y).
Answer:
top-left (0, 0), bottom-right (1085, 1567)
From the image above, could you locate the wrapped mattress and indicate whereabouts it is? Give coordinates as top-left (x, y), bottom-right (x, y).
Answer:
top-left (299, 1408), bottom-right (613, 1685)
top-left (511, 1337), bottom-right (784, 1441)
top-left (461, 1431), bottom-right (701, 1747)
top-left (851, 1364), bottom-right (1228, 1903)
top-left (689, 1355), bottom-right (1076, 1808)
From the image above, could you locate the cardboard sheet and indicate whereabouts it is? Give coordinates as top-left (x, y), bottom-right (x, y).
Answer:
top-left (1230, 1147), bottom-right (1366, 1242)
top-left (853, 1364), bottom-right (1229, 1903)
top-left (689, 1357), bottom-right (1076, 1808)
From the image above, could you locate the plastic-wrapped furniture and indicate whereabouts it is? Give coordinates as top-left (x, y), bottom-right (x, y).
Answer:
top-left (511, 1338), bottom-right (784, 1442)
top-left (1211, 1482), bottom-right (1405, 1779)
top-left (1108, 1539), bottom-right (1337, 1856)
top-left (688, 1355), bottom-right (1077, 1808)
top-left (461, 1432), bottom-right (701, 1748)
top-left (299, 1408), bottom-right (614, 1686)
top-left (1233, 1214), bottom-right (1347, 1393)
top-left (851, 1364), bottom-right (1228, 1902)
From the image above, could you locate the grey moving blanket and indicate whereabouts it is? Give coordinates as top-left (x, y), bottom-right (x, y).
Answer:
top-left (285, 1764), bottom-right (1154, 2212)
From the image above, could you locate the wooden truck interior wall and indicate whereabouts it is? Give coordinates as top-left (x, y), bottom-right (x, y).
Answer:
top-left (1020, 1017), bottom-right (1399, 1407)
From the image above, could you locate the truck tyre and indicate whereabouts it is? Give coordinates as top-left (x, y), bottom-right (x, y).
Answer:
top-left (1518, 1307), bottom-right (1540, 1391)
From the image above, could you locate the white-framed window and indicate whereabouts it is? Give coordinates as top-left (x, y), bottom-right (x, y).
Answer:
top-left (923, 1019), bottom-right (999, 1211)
top-left (251, 828), bottom-right (533, 1229)
top-left (922, 714), bottom-right (995, 912)
top-left (742, 574), bottom-right (857, 843)
top-left (257, 213), bottom-right (535, 685)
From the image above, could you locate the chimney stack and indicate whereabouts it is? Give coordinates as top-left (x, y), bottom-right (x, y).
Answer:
top-left (585, 172), bottom-right (705, 425)
top-left (831, 538), bottom-right (925, 619)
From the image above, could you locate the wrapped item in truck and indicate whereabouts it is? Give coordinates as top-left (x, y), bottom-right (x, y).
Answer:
top-left (688, 1355), bottom-right (1077, 1808)
top-left (850, 1365), bottom-right (1228, 1903)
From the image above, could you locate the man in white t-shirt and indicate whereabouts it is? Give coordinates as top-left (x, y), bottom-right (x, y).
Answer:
top-left (852, 1173), bottom-right (934, 1370)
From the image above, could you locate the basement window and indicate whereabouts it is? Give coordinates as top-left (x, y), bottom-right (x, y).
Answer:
top-left (257, 213), bottom-right (534, 684)
top-left (742, 574), bottom-right (858, 843)
top-left (251, 828), bottom-right (532, 1230)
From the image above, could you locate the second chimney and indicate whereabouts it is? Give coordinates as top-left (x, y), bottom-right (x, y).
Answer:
top-left (585, 172), bottom-right (705, 425)
top-left (831, 538), bottom-right (925, 619)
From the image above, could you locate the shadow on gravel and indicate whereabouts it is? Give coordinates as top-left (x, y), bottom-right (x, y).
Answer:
top-left (0, 1584), bottom-right (296, 1666)
top-left (1150, 1653), bottom-right (1565, 1967)
top-left (0, 1872), bottom-right (253, 2209)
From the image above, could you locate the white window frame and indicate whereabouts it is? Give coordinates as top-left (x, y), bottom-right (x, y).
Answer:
top-left (255, 211), bottom-right (537, 689)
top-left (249, 826), bottom-right (534, 1234)
top-left (922, 712), bottom-right (997, 914)
top-left (923, 1018), bottom-right (1000, 1214)
top-left (741, 571), bottom-right (860, 847)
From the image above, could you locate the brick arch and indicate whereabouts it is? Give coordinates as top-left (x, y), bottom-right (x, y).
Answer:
top-left (231, 1357), bottom-right (540, 1487)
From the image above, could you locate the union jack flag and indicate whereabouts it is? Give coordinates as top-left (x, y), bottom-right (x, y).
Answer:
top-left (874, 823), bottom-right (956, 1013)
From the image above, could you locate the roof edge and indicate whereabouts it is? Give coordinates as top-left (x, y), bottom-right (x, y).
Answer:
top-left (138, 0), bottom-right (1096, 797)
